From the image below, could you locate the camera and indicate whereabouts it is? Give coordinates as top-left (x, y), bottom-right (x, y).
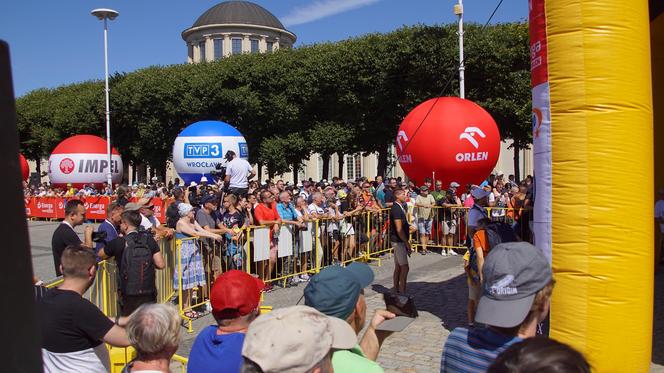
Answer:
top-left (209, 161), bottom-right (227, 180)
top-left (91, 231), bottom-right (107, 243)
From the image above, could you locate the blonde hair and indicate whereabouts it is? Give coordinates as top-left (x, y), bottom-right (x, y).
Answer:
top-left (126, 304), bottom-right (180, 359)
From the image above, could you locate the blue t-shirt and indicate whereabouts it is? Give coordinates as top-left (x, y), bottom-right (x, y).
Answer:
top-left (188, 326), bottom-right (245, 373)
top-left (276, 202), bottom-right (298, 221)
top-left (376, 188), bottom-right (386, 207)
top-left (440, 327), bottom-right (522, 373)
top-left (95, 220), bottom-right (118, 257)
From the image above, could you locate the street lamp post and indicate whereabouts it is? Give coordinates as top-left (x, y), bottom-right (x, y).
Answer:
top-left (454, 0), bottom-right (465, 99)
top-left (91, 8), bottom-right (119, 191)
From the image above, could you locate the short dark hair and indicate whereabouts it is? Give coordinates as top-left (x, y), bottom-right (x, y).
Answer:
top-left (121, 210), bottom-right (142, 228)
top-left (393, 188), bottom-right (406, 196)
top-left (61, 245), bottom-right (96, 279)
top-left (424, 178), bottom-right (432, 183)
top-left (65, 199), bottom-right (85, 217)
top-left (106, 202), bottom-right (123, 216)
top-left (488, 337), bottom-right (590, 373)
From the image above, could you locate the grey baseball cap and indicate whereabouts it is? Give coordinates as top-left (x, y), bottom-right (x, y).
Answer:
top-left (471, 188), bottom-right (491, 199)
top-left (475, 241), bottom-right (552, 328)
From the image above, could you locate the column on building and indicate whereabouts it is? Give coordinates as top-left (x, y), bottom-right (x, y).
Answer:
top-left (204, 36), bottom-right (213, 62)
top-left (187, 43), bottom-right (194, 64)
top-left (223, 34), bottom-right (231, 57)
top-left (242, 33), bottom-right (251, 53)
top-left (274, 37), bottom-right (280, 51)
top-left (193, 41), bottom-right (201, 63)
top-left (259, 35), bottom-right (267, 53)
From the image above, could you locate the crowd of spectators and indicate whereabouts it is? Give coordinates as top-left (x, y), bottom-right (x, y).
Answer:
top-left (40, 167), bottom-right (601, 373)
top-left (38, 242), bottom-right (591, 373)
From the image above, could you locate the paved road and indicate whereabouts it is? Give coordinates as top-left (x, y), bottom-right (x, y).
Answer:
top-left (28, 221), bottom-right (664, 372)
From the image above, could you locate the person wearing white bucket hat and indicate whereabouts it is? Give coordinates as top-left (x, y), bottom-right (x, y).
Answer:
top-left (173, 203), bottom-right (222, 318)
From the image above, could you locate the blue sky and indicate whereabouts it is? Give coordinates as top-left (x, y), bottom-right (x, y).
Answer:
top-left (0, 0), bottom-right (527, 97)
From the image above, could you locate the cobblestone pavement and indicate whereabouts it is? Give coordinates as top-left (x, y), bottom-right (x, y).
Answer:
top-left (28, 222), bottom-right (664, 371)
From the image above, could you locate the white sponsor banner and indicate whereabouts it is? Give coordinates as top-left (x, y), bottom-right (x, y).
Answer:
top-left (48, 153), bottom-right (123, 185)
top-left (299, 222), bottom-right (314, 253)
top-left (278, 226), bottom-right (293, 258)
top-left (252, 227), bottom-right (270, 262)
top-left (532, 82), bottom-right (552, 262)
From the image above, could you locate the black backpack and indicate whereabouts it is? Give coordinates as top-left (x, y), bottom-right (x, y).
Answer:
top-left (119, 232), bottom-right (156, 296)
top-left (469, 221), bottom-right (517, 280)
top-left (165, 201), bottom-right (182, 229)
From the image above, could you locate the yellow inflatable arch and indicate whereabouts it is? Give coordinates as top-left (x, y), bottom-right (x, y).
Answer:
top-left (530, 0), bottom-right (661, 370)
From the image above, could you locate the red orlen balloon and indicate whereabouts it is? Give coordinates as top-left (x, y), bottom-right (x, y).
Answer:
top-left (19, 153), bottom-right (29, 181)
top-left (396, 97), bottom-right (500, 189)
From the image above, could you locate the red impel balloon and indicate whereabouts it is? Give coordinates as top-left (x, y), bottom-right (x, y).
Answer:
top-left (19, 153), bottom-right (29, 181)
top-left (48, 134), bottom-right (123, 189)
top-left (396, 97), bottom-right (500, 189)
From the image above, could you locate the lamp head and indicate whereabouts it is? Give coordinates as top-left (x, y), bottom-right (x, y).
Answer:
top-left (91, 8), bottom-right (119, 20)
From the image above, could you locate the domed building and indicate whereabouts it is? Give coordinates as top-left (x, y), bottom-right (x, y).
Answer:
top-left (182, 1), bottom-right (296, 63)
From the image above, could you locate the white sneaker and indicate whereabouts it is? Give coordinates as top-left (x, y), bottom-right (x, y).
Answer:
top-left (440, 251), bottom-right (448, 256)
top-left (449, 250), bottom-right (458, 256)
top-left (300, 274), bottom-right (310, 281)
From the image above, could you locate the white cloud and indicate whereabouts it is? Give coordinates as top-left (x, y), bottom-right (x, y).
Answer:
top-left (281, 0), bottom-right (381, 27)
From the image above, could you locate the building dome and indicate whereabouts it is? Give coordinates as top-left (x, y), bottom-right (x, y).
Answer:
top-left (192, 1), bottom-right (285, 30)
top-left (182, 1), bottom-right (296, 63)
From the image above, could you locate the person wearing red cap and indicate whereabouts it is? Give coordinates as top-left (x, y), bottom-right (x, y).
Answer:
top-left (187, 270), bottom-right (264, 373)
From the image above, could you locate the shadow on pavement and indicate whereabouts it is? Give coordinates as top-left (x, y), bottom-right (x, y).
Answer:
top-left (372, 274), bottom-right (468, 331)
top-left (653, 268), bottom-right (663, 365)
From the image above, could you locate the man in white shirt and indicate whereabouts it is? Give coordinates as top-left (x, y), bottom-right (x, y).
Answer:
top-left (656, 188), bottom-right (664, 264)
top-left (224, 150), bottom-right (255, 198)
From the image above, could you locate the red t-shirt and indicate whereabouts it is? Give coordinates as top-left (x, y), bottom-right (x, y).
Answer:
top-left (254, 202), bottom-right (280, 225)
top-left (254, 202), bottom-right (280, 240)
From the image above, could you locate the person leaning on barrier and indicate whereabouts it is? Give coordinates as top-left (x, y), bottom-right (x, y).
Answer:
top-left (122, 303), bottom-right (181, 373)
top-left (39, 245), bottom-right (131, 372)
top-left (441, 242), bottom-right (555, 373)
top-left (98, 210), bottom-right (165, 316)
top-left (241, 305), bottom-right (357, 373)
top-left (253, 190), bottom-right (281, 288)
top-left (188, 270), bottom-right (264, 373)
top-left (487, 336), bottom-right (590, 373)
top-left (52, 199), bottom-right (94, 276)
top-left (305, 263), bottom-right (395, 372)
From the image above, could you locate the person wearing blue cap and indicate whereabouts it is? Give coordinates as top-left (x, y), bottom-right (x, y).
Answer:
top-left (304, 263), bottom-right (396, 373)
top-left (468, 187), bottom-right (491, 237)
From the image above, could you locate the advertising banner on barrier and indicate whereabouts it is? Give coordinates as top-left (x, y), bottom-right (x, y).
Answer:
top-left (25, 196), bottom-right (173, 224)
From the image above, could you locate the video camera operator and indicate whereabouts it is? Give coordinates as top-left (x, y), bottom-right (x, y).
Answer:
top-left (223, 150), bottom-right (254, 198)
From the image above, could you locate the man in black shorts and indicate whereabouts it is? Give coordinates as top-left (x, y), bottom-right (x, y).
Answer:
top-left (390, 189), bottom-right (412, 293)
top-left (51, 199), bottom-right (93, 276)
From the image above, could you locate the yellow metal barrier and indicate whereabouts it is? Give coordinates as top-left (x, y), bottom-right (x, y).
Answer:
top-left (244, 211), bottom-right (373, 286)
top-left (408, 206), bottom-right (534, 252)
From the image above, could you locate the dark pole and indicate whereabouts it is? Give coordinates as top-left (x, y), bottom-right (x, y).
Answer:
top-left (0, 40), bottom-right (43, 373)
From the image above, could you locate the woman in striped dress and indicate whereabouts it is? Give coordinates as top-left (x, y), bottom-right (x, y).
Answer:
top-left (174, 203), bottom-right (221, 318)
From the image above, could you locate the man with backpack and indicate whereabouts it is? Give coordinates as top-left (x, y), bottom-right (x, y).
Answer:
top-left (464, 217), bottom-right (517, 325)
top-left (98, 210), bottom-right (165, 316)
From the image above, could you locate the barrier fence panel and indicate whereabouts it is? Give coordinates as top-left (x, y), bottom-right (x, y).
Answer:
top-left (156, 238), bottom-right (177, 305)
top-left (366, 209), bottom-right (393, 262)
top-left (409, 206), bottom-right (535, 251)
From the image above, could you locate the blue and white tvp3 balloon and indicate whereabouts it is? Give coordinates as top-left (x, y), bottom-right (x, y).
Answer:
top-left (172, 121), bottom-right (248, 185)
